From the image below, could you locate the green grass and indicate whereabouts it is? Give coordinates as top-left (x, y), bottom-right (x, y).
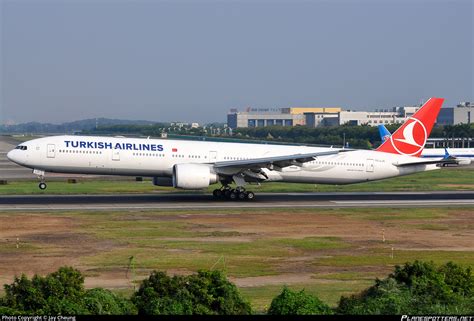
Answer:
top-left (240, 280), bottom-right (374, 312)
top-left (314, 271), bottom-right (381, 281)
top-left (0, 242), bottom-right (40, 253)
top-left (411, 223), bottom-right (450, 231)
top-left (334, 207), bottom-right (450, 221)
top-left (73, 210), bottom-right (351, 277)
top-left (82, 234), bottom-right (349, 278)
top-left (0, 167), bottom-right (473, 194)
top-left (314, 249), bottom-right (474, 268)
top-left (0, 180), bottom-right (166, 195)
top-left (1, 207), bottom-right (472, 311)
top-left (274, 237), bottom-right (349, 251)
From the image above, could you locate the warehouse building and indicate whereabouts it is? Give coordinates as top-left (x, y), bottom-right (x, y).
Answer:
top-left (437, 102), bottom-right (472, 125)
top-left (337, 106), bottom-right (419, 126)
top-left (227, 107), bottom-right (341, 129)
top-left (304, 106), bottom-right (420, 127)
top-left (227, 102), bottom-right (472, 128)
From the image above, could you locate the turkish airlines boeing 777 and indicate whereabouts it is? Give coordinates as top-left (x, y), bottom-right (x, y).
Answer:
top-left (7, 97), bottom-right (459, 200)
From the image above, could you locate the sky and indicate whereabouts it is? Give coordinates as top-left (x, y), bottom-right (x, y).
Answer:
top-left (1, 0), bottom-right (472, 124)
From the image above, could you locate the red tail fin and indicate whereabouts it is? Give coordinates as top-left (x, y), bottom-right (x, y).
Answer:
top-left (376, 97), bottom-right (444, 157)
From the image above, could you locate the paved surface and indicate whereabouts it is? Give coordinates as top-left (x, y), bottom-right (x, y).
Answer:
top-left (0, 136), bottom-right (36, 180)
top-left (1, 191), bottom-right (473, 211)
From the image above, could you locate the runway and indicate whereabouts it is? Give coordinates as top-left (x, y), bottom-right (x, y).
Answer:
top-left (1, 191), bottom-right (474, 210)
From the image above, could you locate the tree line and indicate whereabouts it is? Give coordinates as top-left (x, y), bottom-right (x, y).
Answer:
top-left (232, 123), bottom-right (474, 149)
top-left (0, 260), bottom-right (472, 315)
top-left (80, 123), bottom-right (474, 149)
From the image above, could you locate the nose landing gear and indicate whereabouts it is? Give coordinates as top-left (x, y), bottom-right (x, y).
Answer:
top-left (212, 186), bottom-right (255, 201)
top-left (33, 169), bottom-right (47, 190)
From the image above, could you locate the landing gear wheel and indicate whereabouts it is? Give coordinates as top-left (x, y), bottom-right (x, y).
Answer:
top-left (246, 191), bottom-right (255, 200)
top-left (39, 182), bottom-right (47, 190)
top-left (229, 191), bottom-right (238, 200)
top-left (213, 189), bottom-right (223, 198)
top-left (238, 192), bottom-right (247, 200)
top-left (224, 189), bottom-right (232, 198)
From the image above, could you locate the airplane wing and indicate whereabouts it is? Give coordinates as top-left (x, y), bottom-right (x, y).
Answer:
top-left (213, 150), bottom-right (346, 171)
top-left (394, 159), bottom-right (458, 167)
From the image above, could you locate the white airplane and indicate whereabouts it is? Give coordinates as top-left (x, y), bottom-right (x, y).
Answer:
top-left (378, 124), bottom-right (473, 165)
top-left (7, 97), bottom-right (462, 200)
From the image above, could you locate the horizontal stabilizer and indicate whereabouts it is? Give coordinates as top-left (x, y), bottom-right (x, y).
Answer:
top-left (394, 159), bottom-right (458, 167)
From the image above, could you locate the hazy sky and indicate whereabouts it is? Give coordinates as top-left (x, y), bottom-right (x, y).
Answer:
top-left (1, 0), bottom-right (472, 124)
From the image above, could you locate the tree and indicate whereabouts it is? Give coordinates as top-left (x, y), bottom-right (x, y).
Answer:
top-left (268, 287), bottom-right (332, 315)
top-left (83, 288), bottom-right (137, 315)
top-left (2, 267), bottom-right (87, 315)
top-left (337, 278), bottom-right (411, 315)
top-left (337, 261), bottom-right (474, 314)
top-left (132, 270), bottom-right (251, 315)
top-left (1, 266), bottom-right (136, 315)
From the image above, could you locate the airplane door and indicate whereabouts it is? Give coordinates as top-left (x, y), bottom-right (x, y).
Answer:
top-left (112, 149), bottom-right (120, 161)
top-left (366, 159), bottom-right (374, 172)
top-left (209, 151), bottom-right (217, 162)
top-left (47, 144), bottom-right (56, 158)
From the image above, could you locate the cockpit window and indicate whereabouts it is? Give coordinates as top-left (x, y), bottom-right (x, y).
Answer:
top-left (15, 145), bottom-right (27, 150)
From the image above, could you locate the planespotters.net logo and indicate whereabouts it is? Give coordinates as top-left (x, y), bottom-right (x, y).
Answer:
top-left (401, 316), bottom-right (474, 321)
top-left (390, 117), bottom-right (428, 156)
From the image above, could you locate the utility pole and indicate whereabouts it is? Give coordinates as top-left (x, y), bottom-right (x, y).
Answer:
top-left (127, 256), bottom-right (136, 290)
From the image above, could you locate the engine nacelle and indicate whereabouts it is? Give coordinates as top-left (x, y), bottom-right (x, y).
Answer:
top-left (456, 158), bottom-right (472, 166)
top-left (173, 164), bottom-right (219, 189)
top-left (152, 176), bottom-right (173, 187)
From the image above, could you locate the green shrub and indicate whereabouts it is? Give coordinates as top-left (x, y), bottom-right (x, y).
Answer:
top-left (1, 266), bottom-right (137, 315)
top-left (2, 267), bottom-right (87, 314)
top-left (268, 287), bottom-right (332, 315)
top-left (132, 270), bottom-right (251, 315)
top-left (0, 306), bottom-right (23, 315)
top-left (83, 288), bottom-right (137, 315)
top-left (337, 261), bottom-right (474, 314)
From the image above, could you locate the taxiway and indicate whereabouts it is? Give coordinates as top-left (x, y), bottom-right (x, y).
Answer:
top-left (1, 191), bottom-right (473, 211)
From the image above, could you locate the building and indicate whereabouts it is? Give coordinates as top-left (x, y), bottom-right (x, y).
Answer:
top-left (306, 106), bottom-right (420, 127)
top-left (170, 122), bottom-right (200, 128)
top-left (437, 102), bottom-right (473, 125)
top-left (227, 107), bottom-right (342, 129)
top-left (227, 101), bottom-right (472, 128)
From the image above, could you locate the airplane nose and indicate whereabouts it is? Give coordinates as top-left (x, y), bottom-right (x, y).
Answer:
top-left (7, 150), bottom-right (19, 164)
top-left (6, 150), bottom-right (14, 161)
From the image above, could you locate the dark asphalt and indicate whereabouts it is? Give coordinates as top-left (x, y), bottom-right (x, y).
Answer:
top-left (1, 191), bottom-right (474, 205)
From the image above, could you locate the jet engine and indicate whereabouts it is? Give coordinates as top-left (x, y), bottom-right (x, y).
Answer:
top-left (173, 164), bottom-right (219, 189)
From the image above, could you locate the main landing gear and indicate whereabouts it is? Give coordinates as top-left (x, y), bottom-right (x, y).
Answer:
top-left (212, 186), bottom-right (255, 201)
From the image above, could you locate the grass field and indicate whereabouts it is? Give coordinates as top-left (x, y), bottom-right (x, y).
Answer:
top-left (0, 207), bottom-right (472, 311)
top-left (0, 167), bottom-right (473, 194)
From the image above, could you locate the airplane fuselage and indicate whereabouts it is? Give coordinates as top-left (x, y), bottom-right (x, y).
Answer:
top-left (7, 135), bottom-right (438, 186)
